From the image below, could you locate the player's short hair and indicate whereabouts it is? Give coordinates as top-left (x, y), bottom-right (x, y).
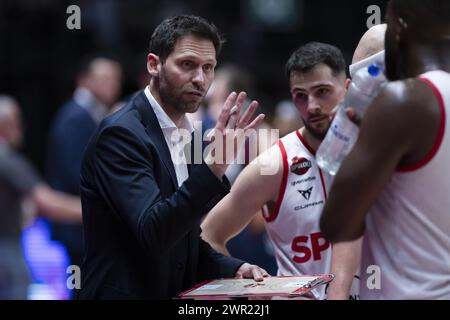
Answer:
top-left (285, 42), bottom-right (346, 79)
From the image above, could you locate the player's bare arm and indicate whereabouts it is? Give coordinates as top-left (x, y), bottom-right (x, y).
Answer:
top-left (320, 78), bottom-right (442, 243)
top-left (201, 144), bottom-right (283, 255)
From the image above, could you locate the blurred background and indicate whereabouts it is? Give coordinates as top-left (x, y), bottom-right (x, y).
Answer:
top-left (0, 0), bottom-right (388, 299)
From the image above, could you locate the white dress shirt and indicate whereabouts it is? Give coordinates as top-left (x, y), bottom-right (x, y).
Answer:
top-left (144, 86), bottom-right (194, 187)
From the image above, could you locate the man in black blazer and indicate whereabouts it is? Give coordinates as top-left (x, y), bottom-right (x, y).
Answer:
top-left (78, 15), bottom-right (267, 299)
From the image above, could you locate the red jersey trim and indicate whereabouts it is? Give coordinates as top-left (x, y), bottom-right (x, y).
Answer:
top-left (397, 77), bottom-right (446, 172)
top-left (296, 130), bottom-right (316, 155)
top-left (264, 140), bottom-right (288, 223)
top-left (296, 130), bottom-right (327, 199)
top-left (318, 169), bottom-right (328, 201)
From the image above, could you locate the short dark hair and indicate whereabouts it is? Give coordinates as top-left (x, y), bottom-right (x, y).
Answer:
top-left (285, 42), bottom-right (346, 79)
top-left (389, 0), bottom-right (450, 29)
top-left (149, 15), bottom-right (224, 62)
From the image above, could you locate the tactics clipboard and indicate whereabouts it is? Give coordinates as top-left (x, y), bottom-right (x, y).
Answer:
top-left (177, 274), bottom-right (335, 299)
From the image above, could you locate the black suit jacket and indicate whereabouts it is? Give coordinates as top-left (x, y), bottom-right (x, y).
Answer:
top-left (78, 92), bottom-right (243, 299)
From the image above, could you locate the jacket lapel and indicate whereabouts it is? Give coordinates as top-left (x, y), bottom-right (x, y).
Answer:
top-left (185, 132), bottom-right (196, 176)
top-left (134, 92), bottom-right (178, 189)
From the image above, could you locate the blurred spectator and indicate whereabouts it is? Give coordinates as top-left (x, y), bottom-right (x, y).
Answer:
top-left (111, 53), bottom-right (151, 113)
top-left (202, 64), bottom-right (257, 132)
top-left (46, 56), bottom-right (122, 279)
top-left (272, 100), bottom-right (304, 138)
top-left (0, 95), bottom-right (81, 300)
top-left (81, 0), bottom-right (123, 51)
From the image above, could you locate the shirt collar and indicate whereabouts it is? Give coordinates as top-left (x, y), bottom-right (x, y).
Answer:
top-left (144, 86), bottom-right (193, 133)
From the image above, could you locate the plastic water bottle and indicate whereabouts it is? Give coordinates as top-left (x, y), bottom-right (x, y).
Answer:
top-left (317, 64), bottom-right (386, 175)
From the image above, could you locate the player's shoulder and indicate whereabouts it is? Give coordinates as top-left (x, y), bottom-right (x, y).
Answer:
top-left (243, 140), bottom-right (284, 178)
top-left (365, 77), bottom-right (443, 147)
top-left (279, 130), bottom-right (300, 142)
top-left (243, 129), bottom-right (303, 179)
top-left (377, 77), bottom-right (435, 112)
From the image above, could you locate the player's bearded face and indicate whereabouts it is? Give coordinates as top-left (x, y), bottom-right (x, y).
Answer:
top-left (302, 116), bottom-right (331, 141)
top-left (290, 66), bottom-right (346, 142)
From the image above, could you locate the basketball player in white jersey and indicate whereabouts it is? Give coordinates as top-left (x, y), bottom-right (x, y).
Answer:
top-left (320, 0), bottom-right (450, 299)
top-left (201, 42), bottom-right (359, 300)
top-left (202, 24), bottom-right (388, 299)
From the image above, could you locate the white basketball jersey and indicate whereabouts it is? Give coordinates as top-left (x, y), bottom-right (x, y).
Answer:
top-left (263, 130), bottom-right (357, 299)
top-left (360, 71), bottom-right (450, 300)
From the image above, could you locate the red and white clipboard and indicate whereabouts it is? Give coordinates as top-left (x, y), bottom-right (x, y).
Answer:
top-left (177, 274), bottom-right (335, 300)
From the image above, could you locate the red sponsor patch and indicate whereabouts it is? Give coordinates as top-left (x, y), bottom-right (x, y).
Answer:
top-left (290, 157), bottom-right (312, 176)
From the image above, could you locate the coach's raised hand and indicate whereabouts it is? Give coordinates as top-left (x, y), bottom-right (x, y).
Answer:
top-left (205, 91), bottom-right (265, 178)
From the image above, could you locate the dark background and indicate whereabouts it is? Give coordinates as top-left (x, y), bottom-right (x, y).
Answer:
top-left (0, 0), bottom-right (388, 173)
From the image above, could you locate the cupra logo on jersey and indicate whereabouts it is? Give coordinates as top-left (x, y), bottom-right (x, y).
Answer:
top-left (291, 157), bottom-right (312, 176)
top-left (298, 187), bottom-right (313, 201)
